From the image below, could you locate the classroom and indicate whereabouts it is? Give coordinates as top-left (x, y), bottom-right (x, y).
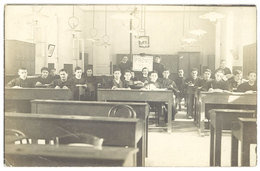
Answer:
top-left (3, 3), bottom-right (257, 167)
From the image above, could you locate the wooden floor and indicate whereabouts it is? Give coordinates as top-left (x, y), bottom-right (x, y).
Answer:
top-left (146, 107), bottom-right (257, 167)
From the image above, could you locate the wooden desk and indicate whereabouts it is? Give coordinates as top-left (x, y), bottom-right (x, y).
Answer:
top-left (196, 92), bottom-right (257, 136)
top-left (31, 100), bottom-right (149, 158)
top-left (209, 109), bottom-right (255, 166)
top-left (5, 144), bottom-right (138, 166)
top-left (97, 89), bottom-right (174, 133)
top-left (5, 88), bottom-right (73, 113)
top-left (5, 112), bottom-right (144, 166)
top-left (231, 118), bottom-right (257, 166)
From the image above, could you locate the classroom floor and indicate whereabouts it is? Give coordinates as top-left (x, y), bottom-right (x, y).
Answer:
top-left (146, 106), bottom-right (257, 167)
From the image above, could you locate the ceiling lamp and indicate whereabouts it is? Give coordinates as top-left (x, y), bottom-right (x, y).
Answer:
top-left (189, 29), bottom-right (207, 37)
top-left (199, 12), bottom-right (224, 22)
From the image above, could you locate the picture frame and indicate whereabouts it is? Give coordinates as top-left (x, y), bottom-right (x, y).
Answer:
top-left (48, 44), bottom-right (55, 57)
top-left (139, 36), bottom-right (149, 48)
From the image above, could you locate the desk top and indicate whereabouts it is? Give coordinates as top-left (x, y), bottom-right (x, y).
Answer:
top-left (237, 117), bottom-right (257, 122)
top-left (98, 88), bottom-right (172, 93)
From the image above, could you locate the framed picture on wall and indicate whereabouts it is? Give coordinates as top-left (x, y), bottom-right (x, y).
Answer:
top-left (139, 36), bottom-right (149, 48)
top-left (48, 44), bottom-right (55, 57)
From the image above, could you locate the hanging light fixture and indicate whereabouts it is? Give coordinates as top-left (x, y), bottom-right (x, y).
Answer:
top-left (101, 6), bottom-right (111, 48)
top-left (68, 5), bottom-right (81, 38)
top-left (189, 29), bottom-right (207, 37)
top-left (199, 12), bottom-right (224, 23)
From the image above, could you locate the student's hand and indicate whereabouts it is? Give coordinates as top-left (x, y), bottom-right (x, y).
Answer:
top-left (112, 86), bottom-right (117, 90)
top-left (208, 88), bottom-right (214, 92)
top-left (222, 76), bottom-right (228, 81)
top-left (35, 82), bottom-right (42, 86)
top-left (55, 86), bottom-right (61, 89)
top-left (223, 90), bottom-right (231, 93)
top-left (12, 86), bottom-right (22, 88)
top-left (245, 90), bottom-right (254, 94)
top-left (63, 86), bottom-right (69, 89)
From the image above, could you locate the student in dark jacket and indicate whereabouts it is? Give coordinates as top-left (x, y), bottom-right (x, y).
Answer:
top-left (228, 70), bottom-right (243, 91)
top-left (123, 70), bottom-right (134, 89)
top-left (49, 68), bottom-right (60, 82)
top-left (49, 69), bottom-right (71, 89)
top-left (118, 56), bottom-right (132, 80)
top-left (195, 69), bottom-right (212, 91)
top-left (137, 67), bottom-right (150, 86)
top-left (84, 67), bottom-right (97, 100)
top-left (214, 59), bottom-right (232, 80)
top-left (35, 67), bottom-right (52, 87)
top-left (175, 69), bottom-right (186, 111)
top-left (153, 56), bottom-right (165, 78)
top-left (209, 70), bottom-right (230, 92)
top-left (237, 71), bottom-right (257, 93)
top-left (68, 66), bottom-right (87, 100)
top-left (111, 68), bottom-right (124, 89)
top-left (7, 68), bottom-right (34, 88)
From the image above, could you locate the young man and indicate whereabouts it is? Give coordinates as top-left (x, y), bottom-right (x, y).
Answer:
top-left (118, 56), bottom-right (132, 80)
top-left (141, 71), bottom-right (162, 90)
top-left (175, 69), bottom-right (186, 111)
top-left (228, 70), bottom-right (243, 91)
top-left (49, 69), bottom-right (71, 89)
top-left (49, 68), bottom-right (60, 81)
top-left (195, 69), bottom-right (212, 91)
top-left (84, 67), bottom-right (97, 100)
top-left (7, 68), bottom-right (34, 88)
top-left (208, 70), bottom-right (230, 92)
top-left (185, 68), bottom-right (201, 119)
top-left (153, 56), bottom-right (165, 78)
top-left (123, 70), bottom-right (134, 88)
top-left (35, 67), bottom-right (52, 87)
top-left (237, 71), bottom-right (257, 93)
top-left (214, 59), bottom-right (232, 80)
top-left (137, 67), bottom-right (150, 86)
top-left (68, 66), bottom-right (87, 100)
top-left (111, 68), bottom-right (123, 89)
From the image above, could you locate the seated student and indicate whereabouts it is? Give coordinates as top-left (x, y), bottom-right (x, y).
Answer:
top-left (49, 68), bottom-right (60, 81)
top-left (175, 69), bottom-right (186, 111)
top-left (153, 56), bottom-right (165, 78)
top-left (49, 69), bottom-right (71, 89)
top-left (68, 66), bottom-right (87, 100)
top-left (185, 68), bottom-right (201, 119)
top-left (237, 71), bottom-right (257, 93)
top-left (130, 70), bottom-right (138, 82)
top-left (136, 67), bottom-right (150, 87)
top-left (35, 67), bottom-right (52, 87)
top-left (195, 69), bottom-right (212, 91)
top-left (141, 71), bottom-right (162, 90)
top-left (110, 68), bottom-right (124, 89)
top-left (84, 67), bottom-right (97, 100)
top-left (208, 70), bottom-right (230, 92)
top-left (214, 59), bottom-right (232, 80)
top-left (123, 70), bottom-right (134, 89)
top-left (228, 70), bottom-right (243, 91)
top-left (7, 68), bottom-right (34, 88)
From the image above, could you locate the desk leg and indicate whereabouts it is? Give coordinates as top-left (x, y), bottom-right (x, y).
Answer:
top-left (146, 118), bottom-right (148, 157)
top-left (199, 102), bottom-right (205, 136)
top-left (241, 140), bottom-right (250, 166)
top-left (214, 121), bottom-right (222, 166)
top-left (137, 137), bottom-right (145, 166)
top-left (168, 100), bottom-right (172, 133)
top-left (231, 135), bottom-right (239, 166)
top-left (210, 124), bottom-right (214, 166)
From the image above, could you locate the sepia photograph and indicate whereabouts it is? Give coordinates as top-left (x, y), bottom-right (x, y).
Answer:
top-left (2, 0), bottom-right (258, 168)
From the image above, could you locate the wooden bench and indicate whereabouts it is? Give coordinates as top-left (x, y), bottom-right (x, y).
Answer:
top-left (31, 100), bottom-right (149, 158)
top-left (5, 112), bottom-right (144, 166)
top-left (209, 109), bottom-right (256, 166)
top-left (195, 91), bottom-right (257, 136)
top-left (231, 118), bottom-right (257, 166)
top-left (5, 144), bottom-right (138, 167)
top-left (97, 88), bottom-right (174, 133)
top-left (5, 88), bottom-right (73, 113)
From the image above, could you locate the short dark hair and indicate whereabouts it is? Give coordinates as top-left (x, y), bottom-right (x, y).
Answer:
top-left (18, 67), bottom-right (27, 71)
top-left (204, 69), bottom-right (211, 73)
top-left (142, 67), bottom-right (149, 72)
top-left (149, 70), bottom-right (158, 76)
top-left (215, 69), bottom-right (224, 75)
top-left (248, 71), bottom-right (256, 75)
top-left (191, 68), bottom-right (198, 72)
top-left (113, 67), bottom-right (121, 73)
top-left (124, 70), bottom-right (131, 74)
top-left (163, 67), bottom-right (170, 72)
top-left (59, 69), bottom-right (67, 73)
top-left (233, 70), bottom-right (242, 75)
top-left (74, 66), bottom-right (82, 72)
top-left (41, 67), bottom-right (49, 72)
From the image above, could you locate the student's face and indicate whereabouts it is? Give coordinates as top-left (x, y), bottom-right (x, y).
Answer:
top-left (163, 70), bottom-right (170, 78)
top-left (41, 70), bottom-right (49, 79)
top-left (122, 56), bottom-right (128, 63)
top-left (150, 73), bottom-right (158, 82)
top-left (131, 72), bottom-right (135, 78)
top-left (220, 61), bottom-right (226, 69)
top-left (86, 69), bottom-right (93, 76)
top-left (142, 69), bottom-right (149, 76)
top-left (234, 73), bottom-right (242, 82)
top-left (191, 71), bottom-right (198, 79)
top-left (155, 57), bottom-right (161, 63)
top-left (203, 72), bottom-right (211, 80)
top-left (18, 69), bottom-right (27, 80)
top-left (248, 73), bottom-right (256, 82)
top-left (124, 72), bottom-right (132, 81)
top-left (50, 69), bottom-right (56, 75)
top-left (60, 71), bottom-right (68, 81)
top-left (215, 72), bottom-right (223, 81)
top-left (178, 70), bottom-right (184, 77)
top-left (75, 69), bottom-right (82, 78)
top-left (114, 71), bottom-right (121, 79)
